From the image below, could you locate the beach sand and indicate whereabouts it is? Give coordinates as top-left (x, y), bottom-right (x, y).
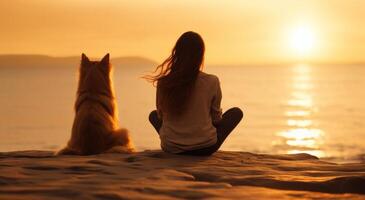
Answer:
top-left (0, 150), bottom-right (364, 199)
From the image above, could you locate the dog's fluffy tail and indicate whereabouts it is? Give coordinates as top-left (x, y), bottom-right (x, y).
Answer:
top-left (106, 145), bottom-right (134, 154)
top-left (55, 146), bottom-right (79, 156)
top-left (108, 128), bottom-right (135, 153)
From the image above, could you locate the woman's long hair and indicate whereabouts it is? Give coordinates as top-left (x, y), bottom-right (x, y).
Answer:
top-left (145, 31), bottom-right (205, 115)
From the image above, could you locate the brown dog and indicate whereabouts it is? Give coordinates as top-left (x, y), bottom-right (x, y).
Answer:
top-left (57, 54), bottom-right (134, 155)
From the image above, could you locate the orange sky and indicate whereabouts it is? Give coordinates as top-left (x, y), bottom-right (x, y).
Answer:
top-left (1, 0), bottom-right (365, 65)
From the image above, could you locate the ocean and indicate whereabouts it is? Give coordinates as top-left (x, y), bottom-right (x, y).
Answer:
top-left (1, 63), bottom-right (364, 162)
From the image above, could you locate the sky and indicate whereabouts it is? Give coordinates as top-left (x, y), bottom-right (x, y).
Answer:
top-left (1, 0), bottom-right (365, 65)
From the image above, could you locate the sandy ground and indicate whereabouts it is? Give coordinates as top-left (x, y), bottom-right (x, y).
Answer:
top-left (0, 150), bottom-right (365, 200)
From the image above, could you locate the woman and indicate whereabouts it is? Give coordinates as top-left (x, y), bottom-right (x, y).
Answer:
top-left (146, 31), bottom-right (243, 156)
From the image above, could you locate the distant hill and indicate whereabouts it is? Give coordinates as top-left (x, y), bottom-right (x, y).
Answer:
top-left (0, 55), bottom-right (158, 69)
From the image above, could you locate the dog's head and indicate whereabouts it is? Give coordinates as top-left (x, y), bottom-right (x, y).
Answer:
top-left (77, 53), bottom-right (113, 96)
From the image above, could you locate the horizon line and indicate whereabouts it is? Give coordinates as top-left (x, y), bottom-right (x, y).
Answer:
top-left (0, 53), bottom-right (364, 66)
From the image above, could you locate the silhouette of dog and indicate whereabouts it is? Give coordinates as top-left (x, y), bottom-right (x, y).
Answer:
top-left (57, 54), bottom-right (134, 155)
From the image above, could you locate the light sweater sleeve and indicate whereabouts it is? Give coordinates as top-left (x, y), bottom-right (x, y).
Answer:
top-left (211, 77), bottom-right (222, 124)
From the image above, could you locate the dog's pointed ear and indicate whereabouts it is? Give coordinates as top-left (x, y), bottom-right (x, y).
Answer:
top-left (100, 53), bottom-right (110, 65)
top-left (81, 53), bottom-right (90, 64)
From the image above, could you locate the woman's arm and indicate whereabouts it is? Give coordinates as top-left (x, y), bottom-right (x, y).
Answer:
top-left (211, 77), bottom-right (222, 125)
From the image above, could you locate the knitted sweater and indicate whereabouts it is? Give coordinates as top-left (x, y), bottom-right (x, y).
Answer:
top-left (157, 72), bottom-right (222, 153)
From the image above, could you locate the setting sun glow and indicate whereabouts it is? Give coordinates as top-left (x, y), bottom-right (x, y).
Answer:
top-left (289, 26), bottom-right (317, 56)
top-left (1, 1), bottom-right (365, 64)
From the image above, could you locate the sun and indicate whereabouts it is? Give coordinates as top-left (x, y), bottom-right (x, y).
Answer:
top-left (289, 25), bottom-right (316, 55)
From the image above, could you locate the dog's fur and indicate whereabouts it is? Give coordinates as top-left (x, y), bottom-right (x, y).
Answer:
top-left (56, 54), bottom-right (134, 155)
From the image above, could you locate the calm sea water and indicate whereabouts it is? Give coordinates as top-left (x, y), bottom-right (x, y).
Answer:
top-left (1, 64), bottom-right (364, 162)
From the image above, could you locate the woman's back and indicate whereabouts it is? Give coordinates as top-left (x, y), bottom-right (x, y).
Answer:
top-left (147, 31), bottom-right (242, 156)
top-left (157, 72), bottom-right (222, 153)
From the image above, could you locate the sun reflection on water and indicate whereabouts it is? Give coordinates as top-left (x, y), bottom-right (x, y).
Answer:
top-left (285, 110), bottom-right (310, 117)
top-left (288, 98), bottom-right (313, 107)
top-left (287, 119), bottom-right (313, 127)
top-left (278, 128), bottom-right (323, 149)
top-left (292, 82), bottom-right (314, 90)
top-left (275, 64), bottom-right (325, 158)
